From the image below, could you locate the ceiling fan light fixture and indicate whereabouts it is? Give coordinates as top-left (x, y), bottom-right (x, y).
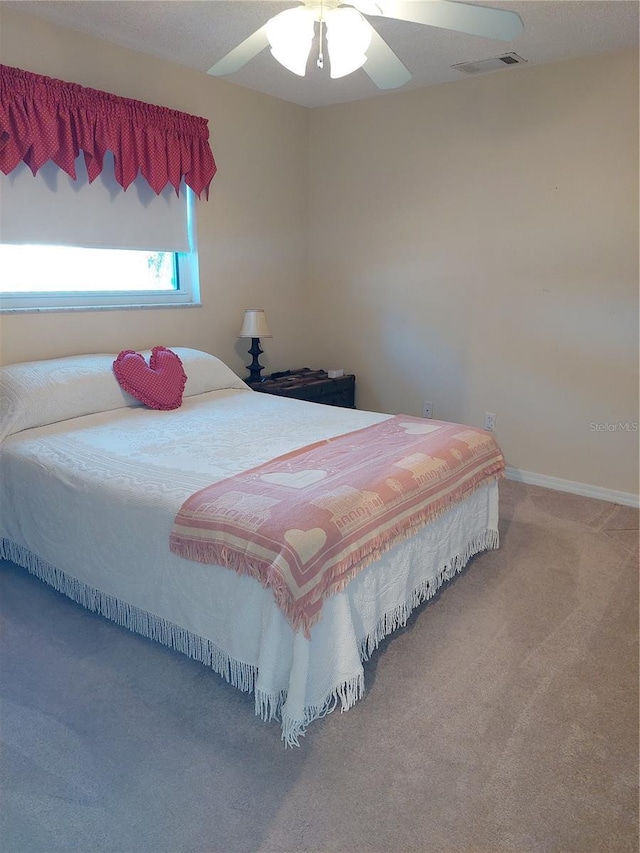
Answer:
top-left (208, 0), bottom-right (524, 91)
top-left (326, 7), bottom-right (372, 79)
top-left (266, 7), bottom-right (315, 76)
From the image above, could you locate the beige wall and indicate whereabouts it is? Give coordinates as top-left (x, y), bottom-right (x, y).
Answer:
top-left (307, 50), bottom-right (639, 495)
top-left (0, 6), bottom-right (310, 377)
top-left (1, 6), bottom-right (638, 495)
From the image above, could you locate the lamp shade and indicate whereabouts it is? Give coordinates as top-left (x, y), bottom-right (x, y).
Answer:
top-left (238, 309), bottom-right (272, 338)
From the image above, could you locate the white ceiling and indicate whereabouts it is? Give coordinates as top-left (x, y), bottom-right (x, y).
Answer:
top-left (7, 0), bottom-right (639, 108)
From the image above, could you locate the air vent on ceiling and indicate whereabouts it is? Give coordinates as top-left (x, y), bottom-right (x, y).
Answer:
top-left (452, 53), bottom-right (528, 75)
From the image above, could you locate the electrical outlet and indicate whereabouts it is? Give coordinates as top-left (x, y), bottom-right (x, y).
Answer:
top-left (422, 401), bottom-right (434, 419)
top-left (484, 412), bottom-right (496, 432)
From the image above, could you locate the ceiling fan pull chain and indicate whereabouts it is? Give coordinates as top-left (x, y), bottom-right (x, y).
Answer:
top-left (317, 18), bottom-right (325, 69)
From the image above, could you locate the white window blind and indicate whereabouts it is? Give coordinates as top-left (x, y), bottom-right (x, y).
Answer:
top-left (0, 150), bottom-right (190, 253)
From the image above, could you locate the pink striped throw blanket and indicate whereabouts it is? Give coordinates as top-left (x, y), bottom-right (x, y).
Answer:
top-left (170, 416), bottom-right (505, 637)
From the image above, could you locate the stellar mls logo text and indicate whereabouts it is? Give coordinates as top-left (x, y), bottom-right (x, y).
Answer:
top-left (589, 421), bottom-right (639, 432)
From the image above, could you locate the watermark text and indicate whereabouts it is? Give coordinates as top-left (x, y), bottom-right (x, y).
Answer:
top-left (589, 422), bottom-right (638, 432)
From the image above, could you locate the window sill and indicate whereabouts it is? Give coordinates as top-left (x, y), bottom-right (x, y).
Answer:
top-left (0, 301), bottom-right (202, 315)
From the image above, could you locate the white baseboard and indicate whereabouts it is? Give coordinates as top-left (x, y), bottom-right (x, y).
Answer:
top-left (504, 467), bottom-right (639, 509)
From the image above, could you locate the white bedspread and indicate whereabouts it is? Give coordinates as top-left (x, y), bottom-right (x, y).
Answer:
top-left (0, 388), bottom-right (499, 744)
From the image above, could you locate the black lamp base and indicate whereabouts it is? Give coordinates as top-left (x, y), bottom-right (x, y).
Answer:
top-left (246, 337), bottom-right (265, 383)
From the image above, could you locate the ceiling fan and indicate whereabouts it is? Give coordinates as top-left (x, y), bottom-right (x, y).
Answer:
top-left (207, 0), bottom-right (524, 90)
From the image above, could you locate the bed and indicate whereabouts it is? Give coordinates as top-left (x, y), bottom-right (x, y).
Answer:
top-left (0, 348), bottom-right (504, 745)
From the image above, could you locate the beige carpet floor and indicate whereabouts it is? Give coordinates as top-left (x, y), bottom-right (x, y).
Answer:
top-left (1, 479), bottom-right (638, 852)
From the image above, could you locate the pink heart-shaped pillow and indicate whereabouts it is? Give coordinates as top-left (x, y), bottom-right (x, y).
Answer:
top-left (113, 346), bottom-right (187, 410)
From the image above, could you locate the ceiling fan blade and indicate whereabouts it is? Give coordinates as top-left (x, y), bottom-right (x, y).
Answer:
top-left (207, 25), bottom-right (270, 76)
top-left (363, 27), bottom-right (412, 90)
top-left (378, 0), bottom-right (524, 41)
top-left (345, 0), bottom-right (384, 15)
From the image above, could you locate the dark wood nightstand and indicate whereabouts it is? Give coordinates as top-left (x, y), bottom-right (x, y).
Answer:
top-left (249, 369), bottom-right (355, 408)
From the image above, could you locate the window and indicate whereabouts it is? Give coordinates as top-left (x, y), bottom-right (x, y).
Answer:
top-left (0, 152), bottom-right (200, 311)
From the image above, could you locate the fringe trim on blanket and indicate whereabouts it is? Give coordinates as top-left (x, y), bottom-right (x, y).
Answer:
top-left (359, 527), bottom-right (499, 662)
top-left (0, 538), bottom-right (258, 695)
top-left (256, 674), bottom-right (366, 748)
top-left (1, 527), bottom-right (498, 747)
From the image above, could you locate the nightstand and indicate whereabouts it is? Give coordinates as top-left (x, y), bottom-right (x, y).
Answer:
top-left (249, 369), bottom-right (355, 408)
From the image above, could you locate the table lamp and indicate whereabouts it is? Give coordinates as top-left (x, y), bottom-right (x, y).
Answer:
top-left (238, 309), bottom-right (272, 383)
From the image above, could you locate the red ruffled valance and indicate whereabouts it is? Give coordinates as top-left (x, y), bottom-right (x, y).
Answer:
top-left (0, 64), bottom-right (217, 198)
